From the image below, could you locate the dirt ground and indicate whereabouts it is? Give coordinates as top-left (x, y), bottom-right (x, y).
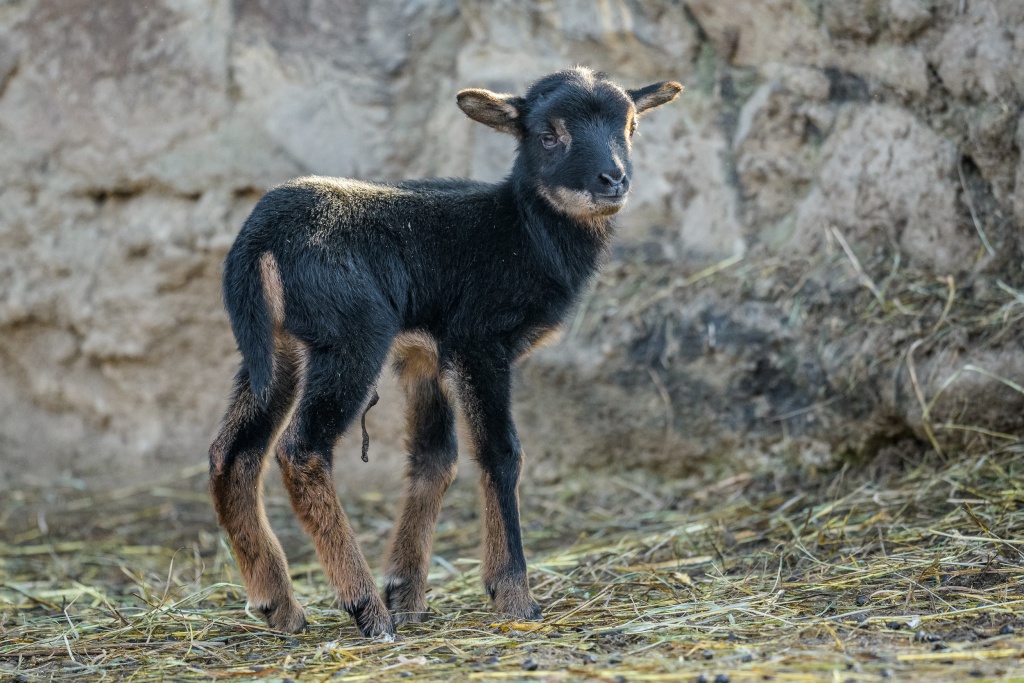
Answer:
top-left (3, 444), bottom-right (1024, 682)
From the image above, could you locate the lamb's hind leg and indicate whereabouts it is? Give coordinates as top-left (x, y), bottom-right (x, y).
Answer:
top-left (275, 344), bottom-right (396, 639)
top-left (209, 360), bottom-right (305, 632)
top-left (383, 376), bottom-right (458, 623)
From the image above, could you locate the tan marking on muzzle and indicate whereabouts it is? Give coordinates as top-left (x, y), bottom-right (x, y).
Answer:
top-left (536, 185), bottom-right (622, 233)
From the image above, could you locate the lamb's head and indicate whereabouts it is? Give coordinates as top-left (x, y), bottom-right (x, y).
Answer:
top-left (457, 67), bottom-right (682, 219)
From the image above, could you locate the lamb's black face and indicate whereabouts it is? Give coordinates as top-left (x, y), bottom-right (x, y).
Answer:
top-left (521, 77), bottom-right (635, 217)
top-left (456, 67), bottom-right (682, 221)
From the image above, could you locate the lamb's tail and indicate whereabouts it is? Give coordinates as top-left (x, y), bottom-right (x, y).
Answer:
top-left (222, 241), bottom-right (282, 407)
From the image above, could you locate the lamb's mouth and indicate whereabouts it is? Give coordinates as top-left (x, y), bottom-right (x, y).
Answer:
top-left (591, 191), bottom-right (628, 213)
top-left (538, 185), bottom-right (629, 217)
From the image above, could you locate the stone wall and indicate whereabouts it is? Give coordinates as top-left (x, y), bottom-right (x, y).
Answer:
top-left (1, 0), bottom-right (1021, 491)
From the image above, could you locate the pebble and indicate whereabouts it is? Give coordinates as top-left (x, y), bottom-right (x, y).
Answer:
top-left (608, 653), bottom-right (623, 664)
top-left (715, 674), bottom-right (731, 683)
top-left (1000, 624), bottom-right (1015, 635)
top-left (855, 594), bottom-right (868, 606)
top-left (522, 658), bottom-right (538, 671)
top-left (696, 675), bottom-right (709, 683)
top-left (484, 656), bottom-right (500, 665)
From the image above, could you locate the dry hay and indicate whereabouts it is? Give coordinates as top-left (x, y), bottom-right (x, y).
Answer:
top-left (3, 443), bottom-right (1024, 682)
top-left (3, 247), bottom-right (1024, 682)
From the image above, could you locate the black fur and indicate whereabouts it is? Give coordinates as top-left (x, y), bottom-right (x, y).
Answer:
top-left (214, 66), bottom-right (682, 631)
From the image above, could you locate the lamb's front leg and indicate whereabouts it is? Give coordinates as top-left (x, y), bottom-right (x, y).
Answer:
top-left (383, 377), bottom-right (458, 623)
top-left (454, 349), bottom-right (541, 621)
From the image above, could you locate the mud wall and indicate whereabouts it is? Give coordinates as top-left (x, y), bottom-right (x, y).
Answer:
top-left (0, 0), bottom-right (1021, 491)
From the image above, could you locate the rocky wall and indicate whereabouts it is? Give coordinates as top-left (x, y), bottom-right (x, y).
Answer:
top-left (0, 0), bottom-right (1021, 492)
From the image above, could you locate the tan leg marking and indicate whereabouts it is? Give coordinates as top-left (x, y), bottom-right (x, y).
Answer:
top-left (478, 470), bottom-right (537, 618)
top-left (384, 336), bottom-right (458, 622)
top-left (383, 461), bottom-right (456, 623)
top-left (276, 436), bottom-right (394, 637)
top-left (517, 325), bottom-right (565, 360)
top-left (391, 332), bottom-right (440, 385)
top-left (450, 357), bottom-right (540, 621)
top-left (209, 370), bottom-right (306, 633)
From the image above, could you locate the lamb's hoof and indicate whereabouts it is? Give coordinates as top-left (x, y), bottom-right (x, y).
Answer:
top-left (350, 596), bottom-right (397, 640)
top-left (394, 609), bottom-right (431, 625)
top-left (384, 578), bottom-right (431, 625)
top-left (499, 599), bottom-right (542, 622)
top-left (490, 584), bottom-right (543, 622)
top-left (254, 598), bottom-right (308, 633)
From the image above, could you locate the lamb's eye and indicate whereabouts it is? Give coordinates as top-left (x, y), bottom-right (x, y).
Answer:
top-left (540, 132), bottom-right (559, 149)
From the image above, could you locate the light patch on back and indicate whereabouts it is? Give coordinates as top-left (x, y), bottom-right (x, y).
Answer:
top-left (284, 175), bottom-right (412, 199)
top-left (283, 176), bottom-right (415, 246)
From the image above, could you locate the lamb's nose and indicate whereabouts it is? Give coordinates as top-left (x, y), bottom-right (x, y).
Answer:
top-left (598, 170), bottom-right (627, 188)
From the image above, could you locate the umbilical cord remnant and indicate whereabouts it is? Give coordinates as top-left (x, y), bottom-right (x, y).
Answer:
top-left (361, 388), bottom-right (379, 463)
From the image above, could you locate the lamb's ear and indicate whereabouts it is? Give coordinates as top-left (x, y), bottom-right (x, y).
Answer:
top-left (456, 89), bottom-right (525, 137)
top-left (627, 81), bottom-right (683, 115)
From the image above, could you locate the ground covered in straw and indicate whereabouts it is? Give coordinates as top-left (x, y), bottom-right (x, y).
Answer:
top-left (3, 446), bottom-right (1024, 682)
